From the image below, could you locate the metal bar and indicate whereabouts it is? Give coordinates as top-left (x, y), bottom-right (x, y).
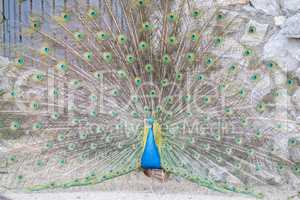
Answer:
top-left (52, 0), bottom-right (55, 15)
top-left (18, 0), bottom-right (22, 42)
top-left (13, 0), bottom-right (17, 46)
top-left (41, 0), bottom-right (45, 17)
top-left (2, 0), bottom-right (6, 56)
top-left (64, 0), bottom-right (67, 10)
top-left (6, 0), bottom-right (11, 57)
top-left (30, 0), bottom-right (33, 14)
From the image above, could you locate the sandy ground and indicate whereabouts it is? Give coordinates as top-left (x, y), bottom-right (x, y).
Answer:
top-left (1, 172), bottom-right (298, 200)
top-left (4, 191), bottom-right (256, 200)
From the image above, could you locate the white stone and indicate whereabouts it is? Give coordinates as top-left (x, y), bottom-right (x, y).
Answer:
top-left (263, 31), bottom-right (300, 72)
top-left (216, 0), bottom-right (249, 6)
top-left (282, 13), bottom-right (300, 38)
top-left (0, 56), bottom-right (9, 68)
top-left (250, 0), bottom-right (281, 16)
top-left (282, 0), bottom-right (300, 15)
top-left (274, 16), bottom-right (286, 27)
top-left (241, 20), bottom-right (269, 45)
top-left (0, 56), bottom-right (10, 93)
top-left (292, 88), bottom-right (300, 109)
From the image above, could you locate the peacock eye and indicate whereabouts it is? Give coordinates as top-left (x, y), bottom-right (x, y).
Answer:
top-left (162, 54), bottom-right (171, 64)
top-left (139, 41), bottom-right (148, 50)
top-left (287, 79), bottom-right (294, 86)
top-left (102, 52), bottom-right (113, 63)
top-left (83, 52), bottom-right (93, 61)
top-left (74, 32), bottom-right (85, 40)
top-left (161, 79), bottom-right (168, 87)
top-left (51, 112), bottom-right (60, 120)
top-left (144, 106), bottom-right (150, 112)
top-left (56, 62), bottom-right (68, 73)
top-left (191, 9), bottom-right (201, 18)
top-left (255, 130), bottom-right (262, 137)
top-left (149, 89), bottom-right (157, 97)
top-left (131, 95), bottom-right (139, 103)
top-left (10, 90), bottom-right (16, 97)
top-left (94, 71), bottom-right (103, 80)
top-left (10, 120), bottom-right (21, 130)
top-left (126, 54), bottom-right (136, 64)
top-left (191, 33), bottom-right (199, 41)
top-left (248, 25), bottom-right (256, 33)
top-left (229, 64), bottom-right (236, 71)
top-left (145, 64), bottom-right (153, 72)
top-left (256, 102), bottom-right (266, 112)
top-left (117, 34), bottom-right (127, 45)
top-left (168, 36), bottom-right (177, 45)
top-left (36, 160), bottom-right (44, 167)
top-left (134, 77), bottom-right (142, 86)
top-left (52, 88), bottom-right (60, 97)
top-left (289, 138), bottom-right (296, 146)
top-left (61, 12), bottom-right (71, 22)
top-left (265, 61), bottom-right (276, 69)
top-left (33, 122), bottom-right (43, 130)
top-left (33, 73), bottom-right (45, 81)
top-left (196, 73), bottom-right (205, 81)
top-left (88, 9), bottom-right (97, 18)
top-left (32, 20), bottom-right (41, 30)
top-left (142, 22), bottom-right (152, 31)
top-left (186, 52), bottom-right (195, 63)
top-left (168, 13), bottom-right (177, 22)
top-left (117, 70), bottom-right (127, 79)
top-left (250, 73), bottom-right (260, 81)
top-left (16, 57), bottom-right (25, 65)
top-left (206, 58), bottom-right (213, 65)
top-left (176, 72), bottom-right (183, 81)
top-left (214, 37), bottom-right (223, 46)
top-left (216, 13), bottom-right (224, 21)
top-left (243, 48), bottom-right (253, 57)
top-left (97, 31), bottom-right (110, 41)
top-left (165, 96), bottom-right (173, 104)
top-left (137, 0), bottom-right (144, 6)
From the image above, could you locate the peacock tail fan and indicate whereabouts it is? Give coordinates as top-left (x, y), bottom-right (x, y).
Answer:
top-left (0, 0), bottom-right (299, 198)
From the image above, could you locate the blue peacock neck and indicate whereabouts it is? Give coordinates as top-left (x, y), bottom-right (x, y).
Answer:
top-left (140, 117), bottom-right (162, 169)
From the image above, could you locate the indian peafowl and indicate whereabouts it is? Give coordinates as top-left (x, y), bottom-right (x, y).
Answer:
top-left (0, 0), bottom-right (300, 198)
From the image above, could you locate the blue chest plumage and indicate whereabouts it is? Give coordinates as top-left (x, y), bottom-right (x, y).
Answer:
top-left (141, 127), bottom-right (161, 169)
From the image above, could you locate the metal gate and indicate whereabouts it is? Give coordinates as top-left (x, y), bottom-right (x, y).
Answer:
top-left (0, 0), bottom-right (120, 57)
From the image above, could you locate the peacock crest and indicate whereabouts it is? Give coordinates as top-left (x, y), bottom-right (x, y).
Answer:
top-left (0, 0), bottom-right (299, 198)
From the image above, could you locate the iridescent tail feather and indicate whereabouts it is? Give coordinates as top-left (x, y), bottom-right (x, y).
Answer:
top-left (0, 0), bottom-right (299, 197)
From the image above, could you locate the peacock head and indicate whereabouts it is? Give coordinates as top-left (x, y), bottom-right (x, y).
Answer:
top-left (145, 116), bottom-right (154, 128)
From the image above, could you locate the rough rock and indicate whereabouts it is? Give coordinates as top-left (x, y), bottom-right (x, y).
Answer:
top-left (263, 31), bottom-right (300, 71)
top-left (216, 0), bottom-right (249, 6)
top-left (282, 13), bottom-right (300, 38)
top-left (274, 16), bottom-right (286, 27)
top-left (250, 0), bottom-right (281, 16)
top-left (292, 88), bottom-right (300, 109)
top-left (0, 56), bottom-right (10, 94)
top-left (282, 0), bottom-right (300, 16)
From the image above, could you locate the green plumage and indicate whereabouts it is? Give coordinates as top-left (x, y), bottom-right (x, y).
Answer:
top-left (0, 0), bottom-right (299, 198)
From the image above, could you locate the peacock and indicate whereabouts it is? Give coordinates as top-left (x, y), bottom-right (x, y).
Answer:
top-left (0, 0), bottom-right (300, 198)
